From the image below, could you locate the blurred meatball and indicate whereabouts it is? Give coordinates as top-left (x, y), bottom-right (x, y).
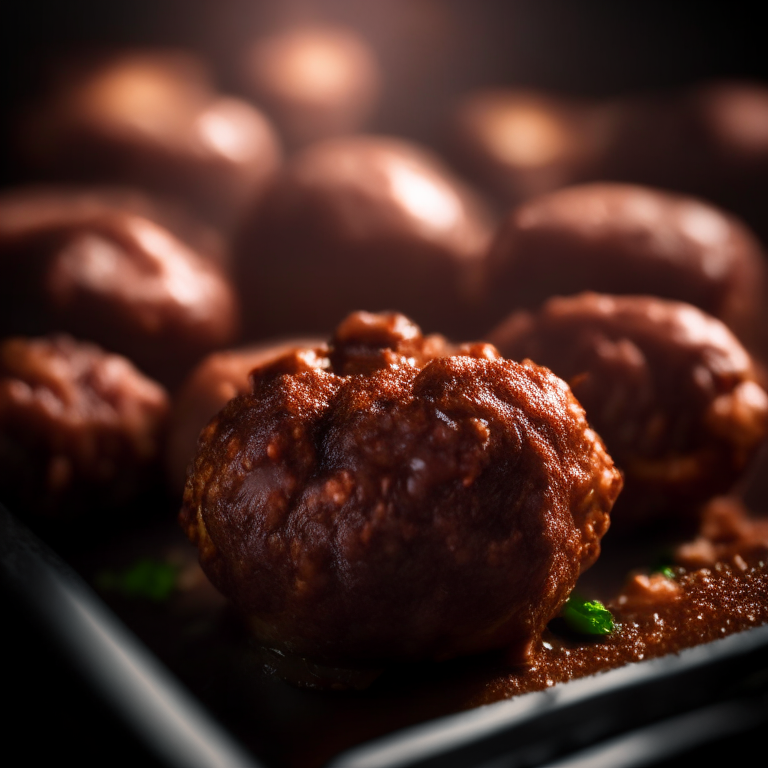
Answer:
top-left (17, 51), bottom-right (282, 231)
top-left (241, 24), bottom-right (381, 148)
top-left (0, 207), bottom-right (241, 388)
top-left (167, 337), bottom-right (321, 495)
top-left (234, 136), bottom-right (494, 340)
top-left (446, 89), bottom-right (611, 208)
top-left (180, 311), bottom-right (622, 674)
top-left (0, 335), bottom-right (169, 518)
top-left (489, 293), bottom-right (768, 526)
top-left (484, 183), bottom-right (767, 349)
top-left (674, 496), bottom-right (768, 569)
top-left (601, 81), bottom-right (768, 215)
top-left (0, 184), bottom-right (227, 265)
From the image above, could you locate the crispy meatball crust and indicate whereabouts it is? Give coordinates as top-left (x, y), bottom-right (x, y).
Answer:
top-left (166, 337), bottom-right (322, 495)
top-left (180, 312), bottom-right (621, 669)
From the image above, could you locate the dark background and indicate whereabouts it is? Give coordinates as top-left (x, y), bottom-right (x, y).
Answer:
top-left (3, 1), bottom-right (768, 183)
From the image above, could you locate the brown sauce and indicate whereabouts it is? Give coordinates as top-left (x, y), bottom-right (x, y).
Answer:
top-left (476, 553), bottom-right (768, 706)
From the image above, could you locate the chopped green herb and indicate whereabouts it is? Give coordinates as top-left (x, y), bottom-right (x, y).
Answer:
top-left (561, 594), bottom-right (614, 636)
top-left (96, 558), bottom-right (179, 602)
top-left (649, 549), bottom-right (675, 575)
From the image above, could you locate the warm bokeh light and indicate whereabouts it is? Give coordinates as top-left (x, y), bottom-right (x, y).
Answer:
top-left (74, 56), bottom-right (208, 136)
top-left (243, 23), bottom-right (380, 144)
top-left (466, 94), bottom-right (573, 169)
top-left (386, 159), bottom-right (462, 233)
top-left (194, 98), bottom-right (273, 163)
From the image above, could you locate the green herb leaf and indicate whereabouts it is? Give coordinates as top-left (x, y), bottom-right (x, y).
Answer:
top-left (561, 594), bottom-right (614, 636)
top-left (649, 549), bottom-right (675, 575)
top-left (96, 558), bottom-right (179, 602)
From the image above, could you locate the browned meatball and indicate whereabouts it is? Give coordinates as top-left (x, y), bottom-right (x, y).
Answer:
top-left (446, 89), bottom-right (611, 207)
top-left (233, 136), bottom-right (494, 340)
top-left (167, 337), bottom-right (322, 496)
top-left (180, 311), bottom-right (622, 673)
top-left (0, 335), bottom-right (169, 518)
top-left (484, 183), bottom-right (767, 349)
top-left (17, 51), bottom-right (282, 231)
top-left (446, 81), bottom-right (768, 233)
top-left (489, 293), bottom-right (768, 526)
top-left (241, 24), bottom-right (381, 148)
top-left (0, 206), bottom-right (241, 389)
top-left (0, 184), bottom-right (227, 265)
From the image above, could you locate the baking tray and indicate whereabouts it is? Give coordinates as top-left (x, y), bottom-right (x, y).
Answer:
top-left (3, 500), bottom-right (768, 768)
top-left (3, 4), bottom-right (768, 765)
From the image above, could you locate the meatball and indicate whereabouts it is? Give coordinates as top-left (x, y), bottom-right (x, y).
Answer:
top-left (0, 184), bottom-right (227, 266)
top-left (180, 311), bottom-right (622, 673)
top-left (0, 206), bottom-right (241, 388)
top-left (489, 293), bottom-right (768, 526)
top-left (674, 496), bottom-right (768, 569)
top-left (446, 89), bottom-right (610, 207)
top-left (240, 24), bottom-right (381, 148)
top-left (167, 337), bottom-right (322, 495)
top-left (484, 183), bottom-right (767, 349)
top-left (16, 50), bottom-right (282, 231)
top-left (233, 136), bottom-right (494, 340)
top-left (0, 334), bottom-right (169, 519)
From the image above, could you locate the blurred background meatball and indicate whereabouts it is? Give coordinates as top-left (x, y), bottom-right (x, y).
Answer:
top-left (239, 23), bottom-right (381, 149)
top-left (489, 293), bottom-right (768, 528)
top-left (483, 183), bottom-right (768, 351)
top-left (234, 135), bottom-right (494, 340)
top-left (14, 50), bottom-right (282, 233)
top-left (181, 312), bottom-right (621, 675)
top-left (596, 81), bottom-right (768, 237)
top-left (0, 184), bottom-right (227, 264)
top-left (0, 203), bottom-right (241, 389)
top-left (444, 89), bottom-right (611, 211)
top-left (441, 81), bottom-right (768, 238)
top-left (0, 334), bottom-right (169, 520)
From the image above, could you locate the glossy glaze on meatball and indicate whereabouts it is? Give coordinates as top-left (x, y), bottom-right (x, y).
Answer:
top-left (0, 207), bottom-right (241, 388)
top-left (233, 136), bottom-right (494, 340)
top-left (180, 311), bottom-right (622, 671)
top-left (0, 334), bottom-right (169, 518)
top-left (489, 293), bottom-right (768, 526)
top-left (484, 183), bottom-right (767, 349)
